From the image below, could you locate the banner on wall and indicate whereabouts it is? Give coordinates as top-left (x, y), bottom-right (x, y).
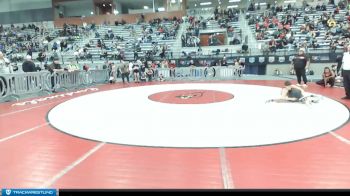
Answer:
top-left (259, 57), bottom-right (265, 63)
top-left (278, 56), bottom-right (285, 63)
top-left (176, 52), bottom-right (340, 66)
top-left (249, 57), bottom-right (255, 63)
top-left (288, 55), bottom-right (294, 62)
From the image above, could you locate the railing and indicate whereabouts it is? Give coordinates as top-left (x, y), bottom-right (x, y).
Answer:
top-left (157, 66), bottom-right (243, 80)
top-left (0, 69), bottom-right (109, 102)
top-left (0, 67), bottom-right (244, 102)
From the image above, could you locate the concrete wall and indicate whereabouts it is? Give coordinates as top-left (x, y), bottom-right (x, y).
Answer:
top-left (61, 0), bottom-right (94, 17)
top-left (0, 0), bottom-right (53, 24)
top-left (0, 0), bottom-right (52, 12)
top-left (128, 8), bottom-right (154, 14)
top-left (54, 10), bottom-right (186, 27)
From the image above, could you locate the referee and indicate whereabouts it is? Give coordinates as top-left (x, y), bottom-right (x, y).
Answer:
top-left (342, 45), bottom-right (350, 99)
top-left (292, 48), bottom-right (309, 87)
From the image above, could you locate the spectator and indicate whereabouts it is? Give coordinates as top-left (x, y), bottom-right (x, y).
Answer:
top-left (47, 59), bottom-right (64, 91)
top-left (22, 55), bottom-right (37, 72)
top-left (66, 60), bottom-right (80, 72)
top-left (169, 61), bottom-right (176, 77)
top-left (146, 67), bottom-right (153, 82)
top-left (120, 62), bottom-right (130, 83)
top-left (0, 52), bottom-right (12, 73)
top-left (316, 67), bottom-right (335, 87)
top-left (132, 63), bottom-right (140, 83)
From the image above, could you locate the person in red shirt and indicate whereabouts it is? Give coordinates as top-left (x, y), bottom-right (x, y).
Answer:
top-left (284, 23), bottom-right (290, 30)
top-left (256, 23), bottom-right (260, 31)
top-left (269, 38), bottom-right (277, 53)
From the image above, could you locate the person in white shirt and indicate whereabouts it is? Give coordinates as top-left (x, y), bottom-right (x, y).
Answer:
top-left (0, 52), bottom-right (12, 74)
top-left (342, 45), bottom-right (350, 99)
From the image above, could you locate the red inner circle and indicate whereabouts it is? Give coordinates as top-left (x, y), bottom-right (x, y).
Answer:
top-left (148, 90), bottom-right (234, 104)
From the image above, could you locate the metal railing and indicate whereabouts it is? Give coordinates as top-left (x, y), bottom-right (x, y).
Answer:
top-left (0, 69), bottom-right (109, 102)
top-left (0, 67), bottom-right (245, 102)
top-left (156, 66), bottom-right (244, 80)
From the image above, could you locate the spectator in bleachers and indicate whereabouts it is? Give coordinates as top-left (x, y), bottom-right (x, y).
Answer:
top-left (37, 50), bottom-right (46, 64)
top-left (66, 59), bottom-right (80, 72)
top-left (269, 38), bottom-right (277, 53)
top-left (99, 50), bottom-right (108, 60)
top-left (222, 59), bottom-right (228, 66)
top-left (134, 50), bottom-right (138, 60)
top-left (0, 52), bottom-right (11, 73)
top-left (52, 41), bottom-right (58, 51)
top-left (242, 42), bottom-right (249, 53)
top-left (97, 39), bottom-right (102, 48)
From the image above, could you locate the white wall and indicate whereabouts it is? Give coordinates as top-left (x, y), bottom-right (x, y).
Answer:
top-left (128, 8), bottom-right (154, 14)
top-left (0, 0), bottom-right (52, 13)
top-left (61, 0), bottom-right (94, 17)
top-left (114, 0), bottom-right (122, 14)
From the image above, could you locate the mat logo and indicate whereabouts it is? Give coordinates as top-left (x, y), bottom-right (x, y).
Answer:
top-left (12, 88), bottom-right (99, 107)
top-left (6, 189), bottom-right (11, 195)
top-left (176, 92), bottom-right (204, 100)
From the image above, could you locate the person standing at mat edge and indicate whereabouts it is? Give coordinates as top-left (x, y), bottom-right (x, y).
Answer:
top-left (341, 45), bottom-right (350, 99)
top-left (292, 48), bottom-right (309, 88)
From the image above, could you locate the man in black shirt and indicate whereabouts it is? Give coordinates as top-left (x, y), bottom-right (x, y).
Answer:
top-left (48, 59), bottom-right (63, 91)
top-left (292, 48), bottom-right (309, 87)
top-left (22, 56), bottom-right (37, 72)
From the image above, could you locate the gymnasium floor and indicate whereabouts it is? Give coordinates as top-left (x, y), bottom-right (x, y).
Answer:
top-left (1, 80), bottom-right (350, 189)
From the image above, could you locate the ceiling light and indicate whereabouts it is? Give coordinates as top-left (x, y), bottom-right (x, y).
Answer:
top-left (200, 2), bottom-right (212, 6)
top-left (158, 7), bottom-right (165, 11)
top-left (227, 5), bottom-right (238, 8)
top-left (144, 6), bottom-right (149, 9)
top-left (229, 0), bottom-right (240, 2)
top-left (284, 0), bottom-right (296, 3)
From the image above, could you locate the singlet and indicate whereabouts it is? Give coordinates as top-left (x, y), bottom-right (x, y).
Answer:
top-left (287, 88), bottom-right (303, 101)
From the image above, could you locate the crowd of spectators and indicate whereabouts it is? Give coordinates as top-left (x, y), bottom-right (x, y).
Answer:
top-left (182, 7), bottom-right (241, 47)
top-left (249, 0), bottom-right (349, 53)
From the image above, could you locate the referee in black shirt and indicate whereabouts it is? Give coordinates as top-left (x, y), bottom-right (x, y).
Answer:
top-left (292, 48), bottom-right (309, 87)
